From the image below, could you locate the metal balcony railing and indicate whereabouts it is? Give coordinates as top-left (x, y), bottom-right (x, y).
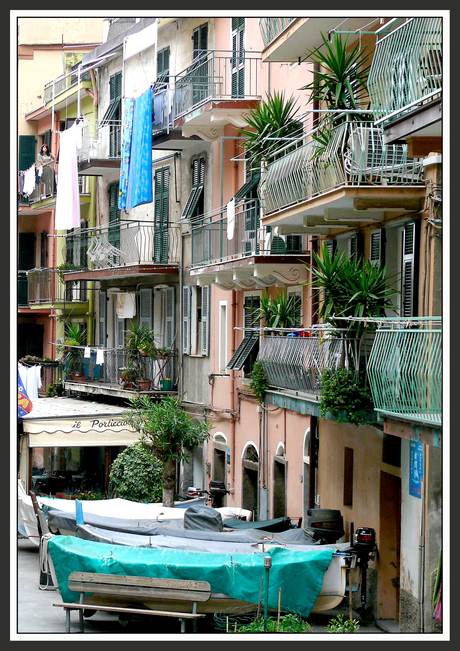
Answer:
top-left (173, 50), bottom-right (261, 118)
top-left (26, 268), bottom-right (87, 305)
top-left (367, 317), bottom-right (442, 426)
top-left (62, 346), bottom-right (177, 391)
top-left (152, 82), bottom-right (175, 134)
top-left (43, 69), bottom-right (92, 104)
top-left (78, 119), bottom-right (122, 162)
top-left (256, 332), bottom-right (373, 396)
top-left (190, 199), bottom-right (308, 266)
top-left (64, 220), bottom-right (181, 271)
top-left (260, 120), bottom-right (424, 216)
top-left (258, 17), bottom-right (296, 48)
top-left (368, 16), bottom-right (442, 125)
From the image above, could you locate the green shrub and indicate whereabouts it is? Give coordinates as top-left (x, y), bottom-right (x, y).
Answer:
top-left (233, 613), bottom-right (313, 633)
top-left (325, 613), bottom-right (360, 633)
top-left (320, 367), bottom-right (373, 426)
top-left (109, 440), bottom-right (163, 503)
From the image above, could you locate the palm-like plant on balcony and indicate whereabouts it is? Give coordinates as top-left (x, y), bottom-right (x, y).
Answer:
top-left (62, 322), bottom-right (87, 378)
top-left (250, 289), bottom-right (299, 332)
top-left (301, 32), bottom-right (373, 158)
top-left (303, 244), bottom-right (399, 424)
top-left (239, 91), bottom-right (303, 171)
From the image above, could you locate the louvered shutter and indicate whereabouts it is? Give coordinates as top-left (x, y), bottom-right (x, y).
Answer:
top-left (116, 317), bottom-right (125, 349)
top-left (165, 286), bottom-right (175, 348)
top-left (201, 285), bottom-right (210, 356)
top-left (98, 290), bottom-right (107, 346)
top-left (182, 157), bottom-right (205, 220)
top-left (182, 285), bottom-right (192, 354)
top-left (401, 222), bottom-right (418, 317)
top-left (324, 239), bottom-right (337, 259)
top-left (19, 135), bottom-right (36, 171)
top-left (154, 167), bottom-right (170, 263)
top-left (108, 182), bottom-right (121, 250)
top-left (231, 18), bottom-right (245, 98)
top-left (349, 233), bottom-right (364, 259)
top-left (139, 288), bottom-right (152, 330)
top-left (370, 229), bottom-right (385, 266)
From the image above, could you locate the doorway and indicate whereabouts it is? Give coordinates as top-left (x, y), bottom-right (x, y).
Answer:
top-left (378, 471), bottom-right (401, 620)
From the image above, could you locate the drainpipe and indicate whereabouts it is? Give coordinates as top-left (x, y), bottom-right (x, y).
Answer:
top-left (230, 289), bottom-right (237, 486)
top-left (418, 444), bottom-right (427, 632)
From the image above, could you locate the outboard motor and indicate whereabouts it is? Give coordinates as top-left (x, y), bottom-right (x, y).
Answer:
top-left (353, 527), bottom-right (377, 619)
top-left (305, 508), bottom-right (345, 544)
top-left (208, 481), bottom-right (229, 508)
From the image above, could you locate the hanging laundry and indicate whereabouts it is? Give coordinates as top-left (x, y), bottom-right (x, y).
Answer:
top-left (126, 87), bottom-right (153, 210)
top-left (116, 292), bottom-right (136, 318)
top-left (84, 347), bottom-right (91, 358)
top-left (96, 348), bottom-right (105, 365)
top-left (118, 98), bottom-right (135, 211)
top-left (55, 123), bottom-right (81, 231)
top-left (18, 364), bottom-right (41, 401)
top-left (22, 164), bottom-right (36, 197)
top-left (227, 198), bottom-right (235, 240)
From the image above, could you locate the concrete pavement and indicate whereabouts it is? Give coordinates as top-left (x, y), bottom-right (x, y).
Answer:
top-left (14, 534), bottom-right (395, 639)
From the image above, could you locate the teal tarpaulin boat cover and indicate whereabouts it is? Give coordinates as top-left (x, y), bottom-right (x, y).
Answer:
top-left (49, 535), bottom-right (334, 617)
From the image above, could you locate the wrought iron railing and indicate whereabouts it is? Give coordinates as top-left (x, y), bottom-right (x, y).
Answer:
top-left (367, 16), bottom-right (442, 125)
top-left (190, 199), bottom-right (307, 266)
top-left (256, 331), bottom-right (374, 395)
top-left (367, 317), bottom-right (442, 426)
top-left (64, 220), bottom-right (181, 270)
top-left (78, 119), bottom-right (122, 162)
top-left (26, 268), bottom-right (87, 305)
top-left (260, 120), bottom-right (424, 216)
top-left (61, 345), bottom-right (177, 391)
top-left (258, 17), bottom-right (296, 48)
top-left (173, 50), bottom-right (261, 118)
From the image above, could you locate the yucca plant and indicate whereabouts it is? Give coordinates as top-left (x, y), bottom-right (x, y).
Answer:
top-left (251, 289), bottom-right (300, 331)
top-left (240, 91), bottom-right (303, 170)
top-left (301, 32), bottom-right (372, 117)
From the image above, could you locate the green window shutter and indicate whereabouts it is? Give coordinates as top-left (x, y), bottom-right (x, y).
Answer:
top-left (349, 233), bottom-right (363, 259)
top-left (157, 47), bottom-right (170, 83)
top-left (154, 167), bottom-right (170, 263)
top-left (324, 239), bottom-right (337, 259)
top-left (19, 135), bottom-right (36, 171)
top-left (231, 19), bottom-right (245, 98)
top-left (116, 317), bottom-right (125, 349)
top-left (370, 229), bottom-right (385, 266)
top-left (182, 157), bottom-right (205, 220)
top-left (108, 182), bottom-right (121, 250)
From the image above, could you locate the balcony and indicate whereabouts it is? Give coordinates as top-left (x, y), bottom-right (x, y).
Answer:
top-left (172, 50), bottom-right (261, 140)
top-left (62, 346), bottom-right (178, 397)
top-left (188, 199), bottom-right (309, 290)
top-left (61, 220), bottom-right (180, 282)
top-left (258, 18), bottom-right (296, 49)
top-left (77, 119), bottom-right (121, 182)
top-left (26, 268), bottom-right (88, 307)
top-left (367, 317), bottom-right (442, 427)
top-left (260, 120), bottom-right (426, 232)
top-left (367, 17), bottom-right (442, 145)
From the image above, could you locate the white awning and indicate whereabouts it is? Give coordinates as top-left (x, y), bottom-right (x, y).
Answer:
top-left (24, 416), bottom-right (139, 447)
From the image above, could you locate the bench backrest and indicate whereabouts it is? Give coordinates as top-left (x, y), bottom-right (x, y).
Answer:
top-left (68, 572), bottom-right (211, 603)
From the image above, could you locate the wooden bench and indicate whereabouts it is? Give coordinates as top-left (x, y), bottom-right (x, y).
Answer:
top-left (53, 572), bottom-right (211, 633)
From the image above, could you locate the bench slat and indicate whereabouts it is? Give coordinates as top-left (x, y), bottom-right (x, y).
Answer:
top-left (53, 603), bottom-right (206, 619)
top-left (68, 581), bottom-right (211, 602)
top-left (69, 572), bottom-right (210, 593)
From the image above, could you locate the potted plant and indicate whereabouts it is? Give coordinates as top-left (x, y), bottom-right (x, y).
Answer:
top-left (250, 289), bottom-right (300, 333)
top-left (62, 322), bottom-right (87, 379)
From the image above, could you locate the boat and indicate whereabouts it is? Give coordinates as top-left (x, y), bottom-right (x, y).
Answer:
top-left (47, 534), bottom-right (353, 617)
top-left (17, 480), bottom-right (250, 545)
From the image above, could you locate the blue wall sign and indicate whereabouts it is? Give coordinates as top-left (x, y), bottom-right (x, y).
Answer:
top-left (409, 441), bottom-right (424, 498)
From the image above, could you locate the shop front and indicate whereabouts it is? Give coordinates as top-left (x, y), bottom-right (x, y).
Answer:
top-left (18, 398), bottom-right (140, 498)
